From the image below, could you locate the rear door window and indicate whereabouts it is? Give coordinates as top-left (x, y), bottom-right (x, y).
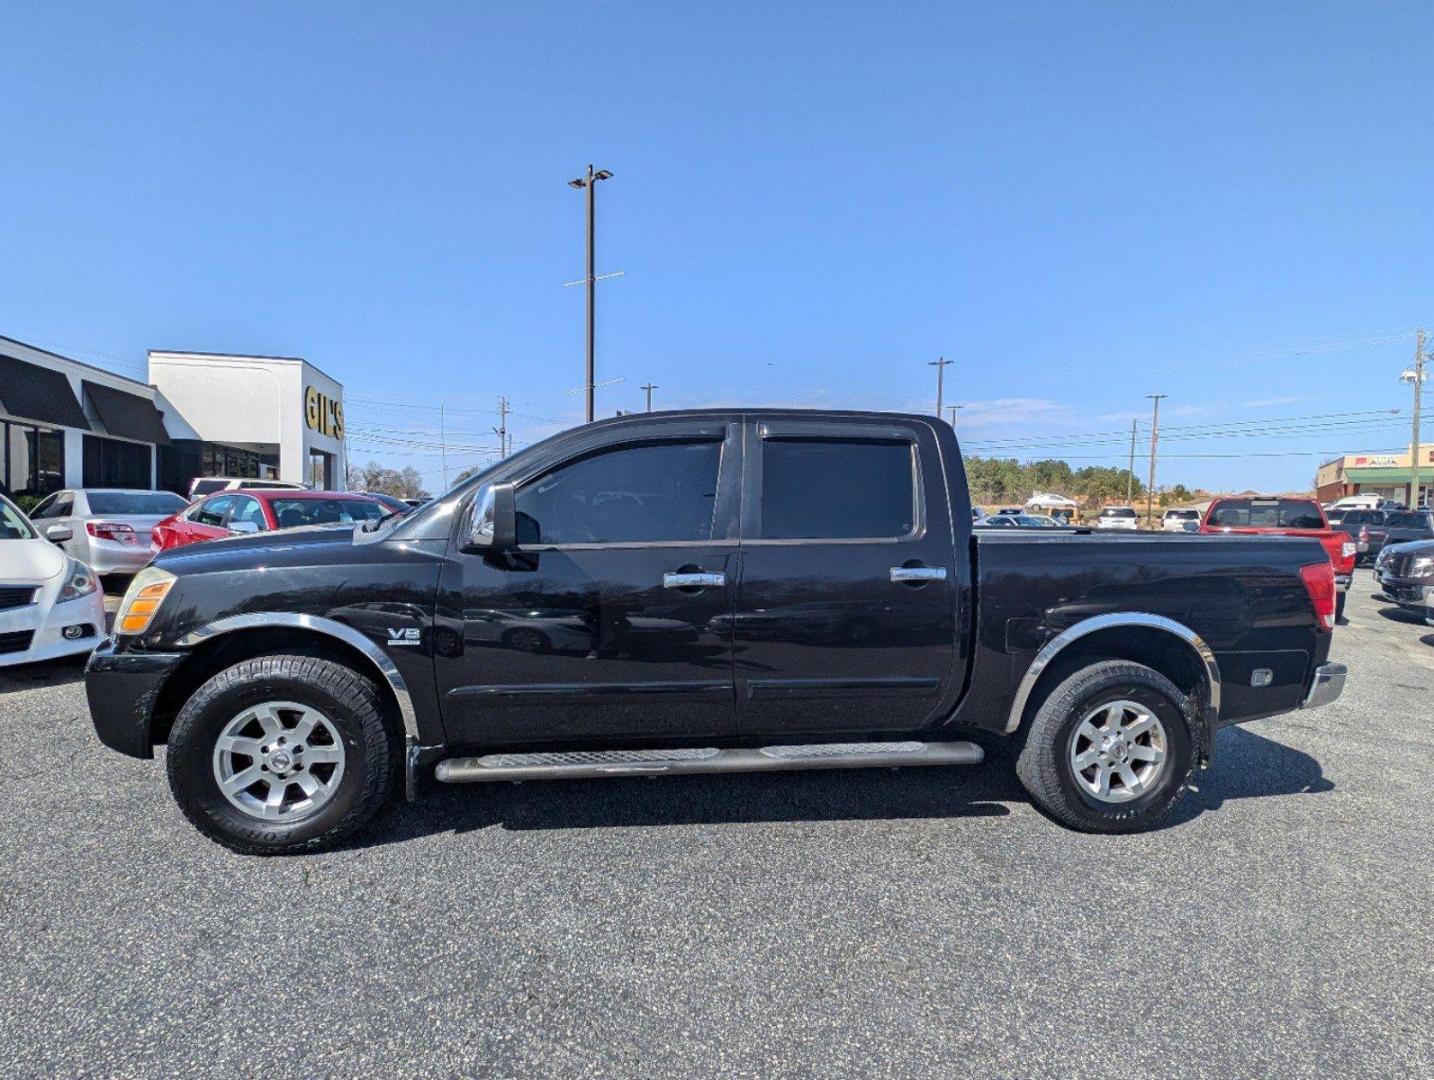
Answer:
top-left (227, 496), bottom-right (268, 530)
top-left (759, 438), bottom-right (915, 540)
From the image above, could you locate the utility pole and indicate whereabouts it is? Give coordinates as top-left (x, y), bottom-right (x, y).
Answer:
top-left (439, 403), bottom-right (448, 488)
top-left (1126, 419), bottom-right (1138, 503)
top-left (493, 396), bottom-right (510, 459)
top-left (641, 382), bottom-right (658, 412)
top-left (567, 164), bottom-right (614, 423)
top-left (946, 404), bottom-right (964, 429)
top-left (1145, 394), bottom-right (1166, 526)
top-left (928, 356), bottom-right (953, 418)
top-left (1404, 328), bottom-right (1427, 507)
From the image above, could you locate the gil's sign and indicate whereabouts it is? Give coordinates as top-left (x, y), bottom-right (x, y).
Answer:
top-left (305, 386), bottom-right (344, 439)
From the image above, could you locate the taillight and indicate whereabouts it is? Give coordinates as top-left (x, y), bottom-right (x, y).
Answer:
top-left (86, 521), bottom-right (137, 544)
top-left (1299, 562), bottom-right (1336, 631)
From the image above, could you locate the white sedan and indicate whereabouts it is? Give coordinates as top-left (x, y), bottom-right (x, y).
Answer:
top-left (0, 494), bottom-right (106, 667)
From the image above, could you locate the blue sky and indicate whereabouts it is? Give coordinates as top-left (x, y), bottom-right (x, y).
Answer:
top-left (2, 1), bottom-right (1430, 494)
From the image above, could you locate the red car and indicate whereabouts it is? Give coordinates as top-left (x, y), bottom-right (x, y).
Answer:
top-left (152, 490), bottom-right (395, 553)
top-left (1199, 495), bottom-right (1357, 622)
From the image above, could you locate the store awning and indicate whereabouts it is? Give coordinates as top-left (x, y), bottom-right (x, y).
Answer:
top-left (1344, 466), bottom-right (1434, 483)
top-left (83, 380), bottom-right (171, 446)
top-left (0, 352), bottom-right (91, 429)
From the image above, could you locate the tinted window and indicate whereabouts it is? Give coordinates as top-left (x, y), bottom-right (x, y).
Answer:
top-left (1100, 508), bottom-right (1137, 518)
top-left (50, 495), bottom-right (74, 518)
top-left (195, 495), bottom-right (236, 527)
top-left (1385, 512), bottom-right (1433, 529)
top-left (515, 440), bottom-right (721, 544)
top-left (269, 498), bottom-right (388, 529)
top-left (1208, 499), bottom-right (1325, 529)
top-left (85, 491), bottom-right (187, 515)
top-left (28, 494), bottom-right (59, 519)
top-left (191, 479), bottom-right (227, 497)
top-left (761, 439), bottom-right (914, 540)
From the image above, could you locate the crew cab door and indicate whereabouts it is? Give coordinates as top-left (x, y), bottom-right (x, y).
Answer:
top-left (434, 417), bottom-right (742, 747)
top-left (733, 418), bottom-right (960, 736)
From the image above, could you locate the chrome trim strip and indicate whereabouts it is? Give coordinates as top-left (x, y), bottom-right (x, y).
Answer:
top-left (1004, 612), bottom-right (1222, 734)
top-left (1301, 662), bottom-right (1346, 710)
top-left (176, 613), bottom-right (420, 741)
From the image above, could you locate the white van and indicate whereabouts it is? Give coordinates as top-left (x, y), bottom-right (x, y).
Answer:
top-left (1327, 495), bottom-right (1386, 512)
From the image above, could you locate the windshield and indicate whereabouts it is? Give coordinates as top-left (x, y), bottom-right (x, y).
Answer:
top-left (269, 498), bottom-right (388, 528)
top-left (86, 491), bottom-right (188, 516)
top-left (1101, 508), bottom-right (1137, 518)
top-left (0, 497), bottom-right (38, 540)
top-left (1208, 499), bottom-right (1325, 529)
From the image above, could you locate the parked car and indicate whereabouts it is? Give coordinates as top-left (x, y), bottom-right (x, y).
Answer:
top-left (360, 492), bottom-right (419, 517)
top-left (0, 493), bottom-right (106, 667)
top-left (1358, 510), bottom-right (1434, 563)
top-left (86, 409), bottom-right (1345, 854)
top-left (187, 476), bottom-right (307, 499)
top-left (1095, 506), bottom-right (1140, 530)
top-left (1329, 508), bottom-right (1386, 564)
top-left (1200, 496), bottom-right (1357, 620)
top-left (152, 490), bottom-right (393, 552)
top-left (1161, 509), bottom-right (1201, 533)
top-left (1373, 540), bottom-right (1434, 624)
top-left (27, 488), bottom-right (189, 575)
top-left (1327, 494), bottom-right (1386, 513)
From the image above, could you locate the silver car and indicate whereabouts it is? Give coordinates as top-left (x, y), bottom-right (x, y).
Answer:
top-left (27, 489), bottom-right (190, 574)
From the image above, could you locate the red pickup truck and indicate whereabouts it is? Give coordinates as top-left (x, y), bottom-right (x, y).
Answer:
top-left (1200, 496), bottom-right (1357, 622)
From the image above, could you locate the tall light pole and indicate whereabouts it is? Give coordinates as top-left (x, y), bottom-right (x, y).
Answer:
top-left (1145, 394), bottom-right (1167, 526)
top-left (568, 164), bottom-right (613, 423)
top-left (929, 356), bottom-right (953, 418)
top-left (641, 382), bottom-right (659, 412)
top-left (1402, 328), bottom-right (1427, 507)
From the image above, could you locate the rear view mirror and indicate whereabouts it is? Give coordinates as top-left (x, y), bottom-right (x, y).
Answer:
top-left (467, 482), bottom-right (517, 551)
top-left (44, 524), bottom-right (73, 543)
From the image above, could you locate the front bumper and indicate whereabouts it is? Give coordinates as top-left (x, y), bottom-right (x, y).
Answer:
top-left (1373, 574), bottom-right (1434, 621)
top-left (1301, 663), bottom-right (1346, 710)
top-left (0, 587), bottom-right (106, 669)
top-left (84, 638), bottom-right (187, 758)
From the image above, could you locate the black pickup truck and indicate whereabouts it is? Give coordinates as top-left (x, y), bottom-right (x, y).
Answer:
top-left (86, 410), bottom-right (1346, 854)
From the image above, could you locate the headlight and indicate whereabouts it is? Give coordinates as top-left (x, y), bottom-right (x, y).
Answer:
top-left (1412, 556), bottom-right (1434, 577)
top-left (115, 566), bottom-right (177, 635)
top-left (1375, 547), bottom-right (1392, 569)
top-left (57, 560), bottom-right (99, 603)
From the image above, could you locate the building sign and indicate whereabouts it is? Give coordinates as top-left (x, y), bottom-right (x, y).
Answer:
top-left (304, 386), bottom-right (344, 439)
top-left (1354, 455), bottom-right (1398, 467)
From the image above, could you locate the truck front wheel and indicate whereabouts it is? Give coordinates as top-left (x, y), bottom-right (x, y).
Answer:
top-left (1015, 660), bottom-right (1196, 833)
top-left (165, 655), bottom-right (399, 855)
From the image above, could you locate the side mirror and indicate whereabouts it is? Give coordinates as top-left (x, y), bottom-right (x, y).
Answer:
top-left (45, 524), bottom-right (73, 543)
top-left (229, 520), bottom-right (260, 535)
top-left (466, 482), bottom-right (517, 551)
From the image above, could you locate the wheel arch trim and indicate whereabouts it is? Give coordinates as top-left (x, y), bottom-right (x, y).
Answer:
top-left (175, 613), bottom-right (420, 742)
top-left (1005, 613), bottom-right (1221, 733)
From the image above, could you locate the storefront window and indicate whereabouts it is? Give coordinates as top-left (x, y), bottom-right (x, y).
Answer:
top-left (1, 419), bottom-right (65, 501)
top-left (83, 434), bottom-right (152, 489)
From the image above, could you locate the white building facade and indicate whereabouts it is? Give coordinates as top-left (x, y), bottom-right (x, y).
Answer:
top-left (0, 334), bottom-right (346, 503)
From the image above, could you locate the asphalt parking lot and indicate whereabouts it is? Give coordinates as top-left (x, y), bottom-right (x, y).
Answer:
top-left (1, 572), bottom-right (1430, 1079)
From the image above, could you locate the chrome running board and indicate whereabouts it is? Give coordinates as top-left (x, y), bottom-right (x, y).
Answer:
top-left (434, 740), bottom-right (984, 783)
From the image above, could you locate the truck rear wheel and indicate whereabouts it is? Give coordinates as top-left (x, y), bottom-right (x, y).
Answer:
top-left (165, 655), bottom-right (398, 855)
top-left (1015, 660), bottom-right (1195, 832)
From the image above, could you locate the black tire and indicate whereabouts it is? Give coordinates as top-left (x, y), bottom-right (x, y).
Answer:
top-left (1015, 660), bottom-right (1195, 833)
top-left (1335, 591), bottom-right (1347, 623)
top-left (165, 655), bottom-right (399, 856)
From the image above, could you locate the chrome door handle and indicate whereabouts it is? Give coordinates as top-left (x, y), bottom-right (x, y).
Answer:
top-left (890, 566), bottom-right (947, 583)
top-left (663, 571), bottom-right (726, 589)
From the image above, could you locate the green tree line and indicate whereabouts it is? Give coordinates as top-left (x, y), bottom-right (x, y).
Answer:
top-left (966, 456), bottom-right (1195, 508)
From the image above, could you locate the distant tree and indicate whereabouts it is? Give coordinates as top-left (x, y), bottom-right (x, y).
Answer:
top-left (453, 464), bottom-right (486, 485)
top-left (346, 460), bottom-right (430, 499)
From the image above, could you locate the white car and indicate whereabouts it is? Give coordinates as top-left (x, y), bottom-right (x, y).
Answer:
top-left (28, 488), bottom-right (189, 575)
top-left (0, 494), bottom-right (106, 668)
top-left (1161, 509), bottom-right (1201, 532)
top-left (1095, 506), bottom-right (1140, 530)
top-left (187, 477), bottom-right (306, 499)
